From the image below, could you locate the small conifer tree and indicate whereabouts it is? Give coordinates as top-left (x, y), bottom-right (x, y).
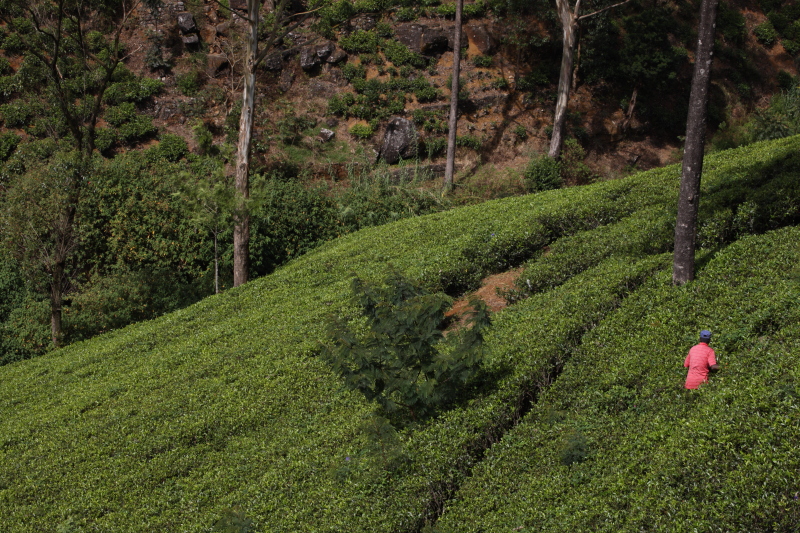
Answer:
top-left (322, 270), bottom-right (490, 421)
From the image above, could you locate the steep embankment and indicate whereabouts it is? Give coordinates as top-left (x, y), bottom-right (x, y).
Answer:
top-left (1, 137), bottom-right (800, 531)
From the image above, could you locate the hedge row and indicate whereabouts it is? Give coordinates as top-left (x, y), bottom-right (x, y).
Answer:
top-left (437, 225), bottom-right (800, 532)
top-left (1, 137), bottom-right (799, 531)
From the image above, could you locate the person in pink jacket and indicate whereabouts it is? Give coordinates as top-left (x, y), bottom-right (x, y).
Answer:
top-left (684, 330), bottom-right (719, 389)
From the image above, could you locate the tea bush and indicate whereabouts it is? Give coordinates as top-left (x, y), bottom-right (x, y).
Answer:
top-left (1, 137), bottom-right (800, 531)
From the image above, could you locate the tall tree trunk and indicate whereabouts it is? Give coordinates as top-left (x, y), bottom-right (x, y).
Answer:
top-left (214, 232), bottom-right (220, 294)
top-left (50, 260), bottom-right (64, 347)
top-left (233, 0), bottom-right (258, 287)
top-left (443, 0), bottom-right (463, 193)
top-left (549, 0), bottom-right (579, 159)
top-left (673, 0), bottom-right (719, 285)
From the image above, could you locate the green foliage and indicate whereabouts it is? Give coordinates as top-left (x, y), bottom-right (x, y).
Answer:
top-left (193, 121), bottom-right (214, 156)
top-left (456, 134), bottom-right (481, 151)
top-left (212, 507), bottom-right (253, 533)
top-left (277, 113), bottom-right (316, 145)
top-left (335, 169), bottom-right (447, 233)
top-left (421, 136), bottom-right (446, 158)
top-left (2, 137), bottom-right (800, 531)
top-left (523, 155), bottom-right (562, 192)
top-left (783, 38), bottom-right (800, 55)
top-left (176, 69), bottom-right (204, 97)
top-left (349, 122), bottom-right (374, 140)
top-left (513, 124), bottom-right (527, 140)
top-left (0, 99), bottom-right (33, 127)
top-left (395, 6), bottom-right (417, 21)
top-left (249, 176), bottom-right (341, 277)
top-left (718, 1), bottom-right (747, 45)
top-left (322, 269), bottom-right (489, 420)
top-left (754, 21), bottom-right (779, 46)
top-left (341, 62), bottom-right (367, 81)
top-left (104, 77), bottom-right (164, 105)
top-left (382, 39), bottom-right (427, 68)
top-left (152, 134), bottom-right (189, 162)
top-left (0, 131), bottom-right (20, 161)
top-left (340, 29), bottom-right (380, 54)
top-left (463, 0), bottom-right (486, 18)
top-left (560, 138), bottom-right (595, 185)
top-left (144, 31), bottom-right (173, 71)
top-left (472, 55), bottom-right (493, 68)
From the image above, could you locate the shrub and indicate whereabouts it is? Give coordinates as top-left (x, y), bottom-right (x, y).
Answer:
top-left (278, 113), bottom-right (317, 145)
top-left (0, 100), bottom-right (33, 128)
top-left (321, 269), bottom-right (490, 421)
top-left (436, 2), bottom-right (457, 17)
top-left (513, 124), bottom-right (528, 140)
top-left (395, 7), bottom-right (416, 21)
top-left (104, 77), bottom-right (164, 105)
top-left (341, 62), bottom-right (367, 81)
top-left (472, 55), bottom-right (493, 68)
top-left (463, 0), bottom-right (486, 18)
top-left (375, 22), bottom-right (393, 38)
top-left (1, 32), bottom-right (25, 55)
top-left (782, 39), bottom-right (800, 55)
top-left (523, 155), bottom-right (562, 192)
top-left (491, 76), bottom-right (510, 90)
top-left (0, 57), bottom-right (12, 77)
top-left (560, 138), bottom-right (595, 185)
top-left (152, 134), bottom-right (189, 162)
top-left (456, 134), bottom-right (482, 151)
top-left (340, 30), bottom-right (380, 54)
top-left (382, 39), bottom-right (427, 68)
top-left (421, 136), bottom-right (446, 158)
top-left (94, 128), bottom-right (117, 154)
top-left (0, 132), bottom-right (20, 161)
top-left (414, 84), bottom-right (440, 103)
top-left (177, 70), bottom-right (204, 97)
top-left (754, 21), bottom-right (779, 46)
top-left (350, 122), bottom-right (374, 140)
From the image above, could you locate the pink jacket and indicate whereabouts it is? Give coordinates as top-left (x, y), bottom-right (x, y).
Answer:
top-left (684, 342), bottom-right (717, 389)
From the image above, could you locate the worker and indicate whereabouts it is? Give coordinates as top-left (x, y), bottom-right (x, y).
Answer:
top-left (684, 329), bottom-right (719, 389)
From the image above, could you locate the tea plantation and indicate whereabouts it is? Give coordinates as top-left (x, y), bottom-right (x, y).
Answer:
top-left (1, 136), bottom-right (800, 531)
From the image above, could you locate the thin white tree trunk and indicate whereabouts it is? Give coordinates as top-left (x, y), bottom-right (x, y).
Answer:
top-left (443, 0), bottom-right (463, 192)
top-left (233, 0), bottom-right (258, 287)
top-left (549, 0), bottom-right (579, 160)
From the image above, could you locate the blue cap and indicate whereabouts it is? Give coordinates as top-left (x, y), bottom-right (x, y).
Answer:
top-left (699, 330), bottom-right (712, 342)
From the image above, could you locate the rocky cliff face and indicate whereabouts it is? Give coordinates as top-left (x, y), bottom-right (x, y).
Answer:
top-left (123, 1), bottom-right (797, 181)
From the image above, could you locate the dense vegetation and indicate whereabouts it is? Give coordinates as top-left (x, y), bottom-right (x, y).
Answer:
top-left (1, 136), bottom-right (799, 531)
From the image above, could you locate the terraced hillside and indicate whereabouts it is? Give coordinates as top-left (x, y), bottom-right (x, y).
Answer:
top-left (1, 136), bottom-right (800, 531)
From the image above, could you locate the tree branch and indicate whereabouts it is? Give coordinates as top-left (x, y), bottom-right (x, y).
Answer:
top-left (577, 0), bottom-right (633, 21)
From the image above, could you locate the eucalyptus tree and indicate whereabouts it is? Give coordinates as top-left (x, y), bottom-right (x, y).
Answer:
top-left (673, 0), bottom-right (720, 284)
top-left (548, 0), bottom-right (632, 159)
top-left (443, 0), bottom-right (464, 193)
top-left (229, 0), bottom-right (318, 287)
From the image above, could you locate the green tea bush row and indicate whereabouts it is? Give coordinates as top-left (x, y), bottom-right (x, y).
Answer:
top-left (1, 137), bottom-right (799, 531)
top-left (437, 226), bottom-right (800, 532)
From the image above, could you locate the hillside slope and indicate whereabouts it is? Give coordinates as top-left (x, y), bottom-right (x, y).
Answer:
top-left (1, 136), bottom-right (800, 531)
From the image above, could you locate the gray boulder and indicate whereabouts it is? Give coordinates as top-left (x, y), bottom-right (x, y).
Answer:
top-left (300, 46), bottom-right (321, 70)
top-left (316, 41), bottom-right (335, 60)
top-left (318, 128), bottom-right (335, 142)
top-left (379, 117), bottom-right (418, 164)
top-left (326, 48), bottom-right (348, 64)
top-left (177, 12), bottom-right (197, 34)
top-left (465, 23), bottom-right (497, 55)
top-left (395, 23), bottom-right (450, 55)
top-left (263, 52), bottom-right (283, 71)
